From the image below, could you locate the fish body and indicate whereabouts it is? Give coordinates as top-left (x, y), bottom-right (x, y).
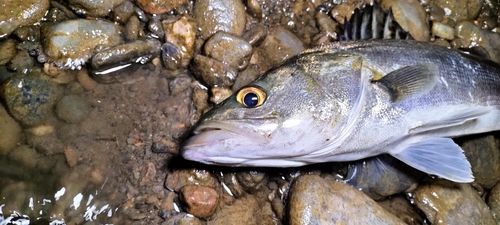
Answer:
top-left (182, 39), bottom-right (500, 183)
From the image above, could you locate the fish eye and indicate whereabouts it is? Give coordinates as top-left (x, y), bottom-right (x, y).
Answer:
top-left (236, 86), bottom-right (267, 108)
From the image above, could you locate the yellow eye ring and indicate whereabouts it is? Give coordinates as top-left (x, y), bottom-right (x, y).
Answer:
top-left (235, 86), bottom-right (267, 108)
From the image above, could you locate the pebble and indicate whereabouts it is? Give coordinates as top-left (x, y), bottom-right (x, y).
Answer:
top-left (76, 69), bottom-right (98, 90)
top-left (461, 135), bottom-right (500, 189)
top-left (193, 0), bottom-right (246, 39)
top-left (381, 0), bottom-right (430, 41)
top-left (111, 1), bottom-right (135, 24)
top-left (431, 0), bottom-right (483, 21)
top-left (288, 175), bottom-right (405, 224)
top-left (316, 11), bottom-right (339, 41)
top-left (137, 0), bottom-right (188, 14)
top-left (0, 39), bottom-right (17, 66)
top-left (168, 76), bottom-right (192, 96)
top-left (0, 104), bottom-right (22, 155)
top-left (2, 71), bottom-right (61, 126)
top-left (455, 21), bottom-right (500, 63)
top-left (344, 155), bottom-right (423, 200)
top-left (242, 24), bottom-right (268, 47)
top-left (329, 3), bottom-right (357, 25)
top-left (221, 172), bottom-right (246, 198)
top-left (162, 212), bottom-right (204, 225)
top-left (8, 51), bottom-right (34, 74)
top-left (191, 55), bottom-right (238, 88)
top-left (163, 16), bottom-right (196, 68)
top-left (7, 145), bottom-right (38, 169)
top-left (254, 26), bottom-right (305, 73)
top-left (232, 64), bottom-right (261, 91)
top-left (179, 185), bottom-right (219, 219)
top-left (0, 0), bottom-right (49, 38)
top-left (487, 182), bottom-right (500, 223)
top-left (139, 162), bottom-right (157, 186)
top-left (209, 87), bottom-right (232, 104)
top-left (235, 171), bottom-right (268, 193)
top-left (165, 169), bottom-right (219, 192)
top-left (42, 19), bottom-right (123, 69)
top-left (413, 179), bottom-right (496, 224)
top-left (204, 31), bottom-right (253, 71)
top-left (55, 95), bottom-right (91, 124)
top-left (90, 39), bottom-right (161, 71)
top-left (125, 15), bottom-right (142, 41)
top-left (27, 124), bottom-right (54, 136)
top-left (68, 0), bottom-right (126, 17)
top-left (207, 195), bottom-right (277, 225)
top-left (432, 22), bottom-right (455, 40)
top-left (378, 195), bottom-right (424, 224)
top-left (64, 145), bottom-right (78, 167)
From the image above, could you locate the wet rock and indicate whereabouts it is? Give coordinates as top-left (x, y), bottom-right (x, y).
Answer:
top-left (27, 124), bottom-right (54, 136)
top-left (91, 39), bottom-right (161, 71)
top-left (431, 0), bottom-right (483, 21)
top-left (460, 135), bottom-right (500, 189)
top-left (242, 24), bottom-right (268, 47)
top-left (381, 0), bottom-right (430, 41)
top-left (27, 133), bottom-right (65, 155)
top-left (137, 0), bottom-right (188, 14)
top-left (413, 179), bottom-right (495, 224)
top-left (162, 212), bottom-right (204, 225)
top-left (68, 0), bottom-right (126, 17)
top-left (232, 64), bottom-right (261, 91)
top-left (77, 69), bottom-right (97, 90)
top-left (255, 26), bottom-right (305, 73)
top-left (194, 0), bottom-right (246, 39)
top-left (140, 162), bottom-right (157, 186)
top-left (192, 85), bottom-right (209, 114)
top-left (221, 172), bottom-right (246, 198)
top-left (288, 175), bottom-right (405, 224)
top-left (42, 19), bottom-right (123, 69)
top-left (0, 39), bottom-right (17, 65)
top-left (246, 0), bottom-right (263, 19)
top-left (455, 21), bottom-right (500, 63)
top-left (163, 16), bottom-right (196, 68)
top-left (0, 104), bottom-right (22, 155)
top-left (125, 15), bottom-right (142, 41)
top-left (344, 155), bottom-right (423, 200)
top-left (330, 3), bottom-right (357, 25)
top-left (207, 194), bottom-right (277, 225)
top-left (64, 145), bottom-right (78, 167)
top-left (204, 31), bottom-right (253, 71)
top-left (235, 171), bottom-right (268, 193)
top-left (209, 87), bottom-right (232, 104)
top-left (432, 22), bottom-right (455, 40)
top-left (179, 185), bottom-right (219, 219)
top-left (55, 95), bottom-right (91, 124)
top-left (111, 1), bottom-right (135, 24)
top-left (316, 11), bottom-right (339, 41)
top-left (487, 182), bottom-right (500, 223)
top-left (148, 18), bottom-right (165, 39)
top-left (1, 71), bottom-right (61, 126)
top-left (165, 169), bottom-right (219, 192)
top-left (169, 75), bottom-right (192, 96)
top-left (191, 55), bottom-right (237, 88)
top-left (378, 195), bottom-right (424, 225)
top-left (7, 145), bottom-right (38, 169)
top-left (7, 50), bottom-right (34, 74)
top-left (0, 0), bottom-right (49, 38)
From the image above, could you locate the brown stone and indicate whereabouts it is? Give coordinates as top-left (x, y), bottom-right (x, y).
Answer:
top-left (179, 185), bottom-right (219, 219)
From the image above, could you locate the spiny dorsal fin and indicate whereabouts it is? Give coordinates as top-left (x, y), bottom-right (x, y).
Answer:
top-left (374, 63), bottom-right (439, 102)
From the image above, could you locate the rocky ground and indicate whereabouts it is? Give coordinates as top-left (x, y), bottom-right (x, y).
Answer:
top-left (0, 0), bottom-right (499, 224)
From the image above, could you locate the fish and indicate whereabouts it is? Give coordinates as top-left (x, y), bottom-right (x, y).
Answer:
top-left (181, 4), bottom-right (500, 183)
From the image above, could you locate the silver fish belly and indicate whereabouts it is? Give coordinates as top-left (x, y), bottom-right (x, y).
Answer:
top-left (181, 39), bottom-right (500, 183)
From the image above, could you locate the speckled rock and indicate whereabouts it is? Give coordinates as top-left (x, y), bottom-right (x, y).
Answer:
top-left (487, 182), bottom-right (500, 223)
top-left (381, 0), bottom-right (430, 41)
top-left (42, 19), bottom-right (123, 69)
top-left (68, 0), bottom-right (126, 17)
top-left (55, 95), bottom-right (91, 124)
top-left (191, 55), bottom-right (237, 88)
top-left (431, 0), bottom-right (483, 21)
top-left (111, 1), bottom-right (135, 24)
top-left (345, 155), bottom-right (423, 200)
top-left (1, 71), bottom-right (61, 126)
top-left (288, 175), bottom-right (405, 224)
top-left (204, 31), bottom-right (253, 71)
top-left (137, 0), bottom-right (188, 14)
top-left (194, 0), bottom-right (246, 39)
top-left (0, 0), bottom-right (50, 38)
top-left (163, 16), bottom-right (196, 68)
top-left (179, 185), bottom-right (219, 219)
top-left (413, 179), bottom-right (495, 224)
top-left (165, 169), bottom-right (219, 192)
top-left (378, 195), bottom-right (424, 225)
top-left (455, 21), bottom-right (500, 63)
top-left (254, 26), bottom-right (304, 73)
top-left (90, 39), bottom-right (161, 71)
top-left (209, 87), bottom-right (232, 104)
top-left (207, 194), bottom-right (277, 225)
top-left (461, 135), bottom-right (500, 189)
top-left (0, 104), bottom-right (22, 155)
top-left (0, 39), bottom-right (17, 65)
top-left (432, 22), bottom-right (455, 40)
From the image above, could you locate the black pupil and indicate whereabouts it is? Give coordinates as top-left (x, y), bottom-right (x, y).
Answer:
top-left (243, 92), bottom-right (259, 107)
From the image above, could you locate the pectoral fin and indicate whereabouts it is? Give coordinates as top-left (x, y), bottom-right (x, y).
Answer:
top-left (374, 63), bottom-right (439, 102)
top-left (392, 137), bottom-right (473, 183)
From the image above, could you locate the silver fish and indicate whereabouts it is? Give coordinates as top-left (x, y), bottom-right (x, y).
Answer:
top-left (182, 39), bottom-right (500, 183)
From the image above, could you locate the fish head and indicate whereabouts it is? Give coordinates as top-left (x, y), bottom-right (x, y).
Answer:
top-left (182, 53), bottom-right (366, 166)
